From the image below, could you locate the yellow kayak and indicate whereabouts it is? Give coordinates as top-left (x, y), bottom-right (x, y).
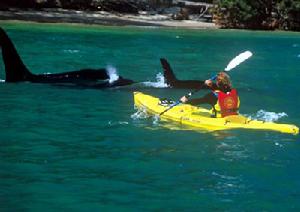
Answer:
top-left (133, 92), bottom-right (299, 135)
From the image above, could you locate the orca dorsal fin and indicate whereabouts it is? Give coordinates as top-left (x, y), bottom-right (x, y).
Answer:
top-left (0, 27), bottom-right (33, 82)
top-left (160, 58), bottom-right (177, 84)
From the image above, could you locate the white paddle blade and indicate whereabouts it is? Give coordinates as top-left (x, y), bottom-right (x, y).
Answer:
top-left (225, 51), bottom-right (253, 71)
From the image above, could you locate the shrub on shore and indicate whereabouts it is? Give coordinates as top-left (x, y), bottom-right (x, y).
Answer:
top-left (0, 0), bottom-right (299, 31)
top-left (213, 0), bottom-right (300, 30)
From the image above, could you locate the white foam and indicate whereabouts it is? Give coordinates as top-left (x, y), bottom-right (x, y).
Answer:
top-left (152, 115), bottom-right (160, 125)
top-left (106, 65), bottom-right (119, 84)
top-left (63, 49), bottom-right (79, 53)
top-left (108, 121), bottom-right (129, 126)
top-left (249, 110), bottom-right (287, 122)
top-left (131, 108), bottom-right (150, 120)
top-left (0, 79), bottom-right (5, 83)
top-left (131, 108), bottom-right (161, 127)
top-left (142, 72), bottom-right (169, 88)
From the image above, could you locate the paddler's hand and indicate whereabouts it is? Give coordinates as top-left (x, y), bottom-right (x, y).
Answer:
top-left (205, 79), bottom-right (213, 87)
top-left (180, 95), bottom-right (188, 103)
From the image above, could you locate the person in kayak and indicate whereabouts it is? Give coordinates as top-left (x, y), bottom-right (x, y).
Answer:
top-left (180, 71), bottom-right (240, 118)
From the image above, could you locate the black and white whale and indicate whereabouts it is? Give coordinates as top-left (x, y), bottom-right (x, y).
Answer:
top-left (0, 27), bottom-right (134, 87)
top-left (0, 27), bottom-right (208, 89)
top-left (160, 58), bottom-right (207, 89)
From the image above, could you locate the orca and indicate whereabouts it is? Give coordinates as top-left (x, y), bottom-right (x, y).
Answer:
top-left (0, 27), bottom-right (206, 90)
top-left (160, 58), bottom-right (208, 90)
top-left (0, 27), bottom-right (134, 86)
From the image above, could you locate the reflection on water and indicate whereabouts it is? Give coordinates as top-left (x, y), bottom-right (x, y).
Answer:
top-left (131, 108), bottom-right (243, 140)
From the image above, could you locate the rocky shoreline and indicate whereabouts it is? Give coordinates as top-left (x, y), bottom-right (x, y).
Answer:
top-left (0, 8), bottom-right (217, 29)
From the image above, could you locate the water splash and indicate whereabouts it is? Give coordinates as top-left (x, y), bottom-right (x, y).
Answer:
top-left (152, 115), bottom-right (160, 125)
top-left (248, 110), bottom-right (287, 122)
top-left (142, 72), bottom-right (169, 88)
top-left (132, 107), bottom-right (160, 122)
top-left (131, 106), bottom-right (162, 127)
top-left (106, 65), bottom-right (119, 84)
top-left (131, 108), bottom-right (150, 120)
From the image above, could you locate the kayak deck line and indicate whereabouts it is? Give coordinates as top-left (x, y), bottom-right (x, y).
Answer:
top-left (133, 92), bottom-right (299, 135)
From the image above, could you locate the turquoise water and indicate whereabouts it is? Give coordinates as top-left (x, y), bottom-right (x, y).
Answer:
top-left (0, 22), bottom-right (300, 211)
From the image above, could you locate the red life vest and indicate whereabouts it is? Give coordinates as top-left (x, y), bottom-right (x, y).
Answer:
top-left (216, 89), bottom-right (239, 117)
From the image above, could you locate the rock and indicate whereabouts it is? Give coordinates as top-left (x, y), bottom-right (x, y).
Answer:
top-left (172, 8), bottom-right (189, 20)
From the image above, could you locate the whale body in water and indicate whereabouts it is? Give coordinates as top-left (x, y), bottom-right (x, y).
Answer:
top-left (0, 27), bottom-right (134, 87)
top-left (0, 27), bottom-right (206, 90)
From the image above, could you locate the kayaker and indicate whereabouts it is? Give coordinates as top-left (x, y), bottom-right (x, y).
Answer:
top-left (180, 71), bottom-right (240, 118)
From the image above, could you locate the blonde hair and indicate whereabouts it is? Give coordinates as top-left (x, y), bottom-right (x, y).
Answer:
top-left (217, 71), bottom-right (232, 89)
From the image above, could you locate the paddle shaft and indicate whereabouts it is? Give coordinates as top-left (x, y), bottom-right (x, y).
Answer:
top-left (159, 51), bottom-right (253, 116)
top-left (159, 68), bottom-right (234, 116)
top-left (159, 84), bottom-right (205, 116)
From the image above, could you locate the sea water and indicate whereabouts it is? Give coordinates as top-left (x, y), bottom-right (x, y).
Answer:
top-left (0, 22), bottom-right (299, 211)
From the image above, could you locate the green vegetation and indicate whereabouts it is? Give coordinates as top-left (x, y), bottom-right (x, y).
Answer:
top-left (0, 0), bottom-right (299, 30)
top-left (213, 0), bottom-right (300, 30)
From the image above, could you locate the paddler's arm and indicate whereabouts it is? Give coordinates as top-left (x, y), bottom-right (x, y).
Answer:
top-left (182, 92), bottom-right (217, 106)
top-left (180, 79), bottom-right (216, 103)
top-left (204, 79), bottom-right (218, 90)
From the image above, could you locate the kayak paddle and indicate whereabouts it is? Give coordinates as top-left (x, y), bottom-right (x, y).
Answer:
top-left (159, 51), bottom-right (253, 116)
